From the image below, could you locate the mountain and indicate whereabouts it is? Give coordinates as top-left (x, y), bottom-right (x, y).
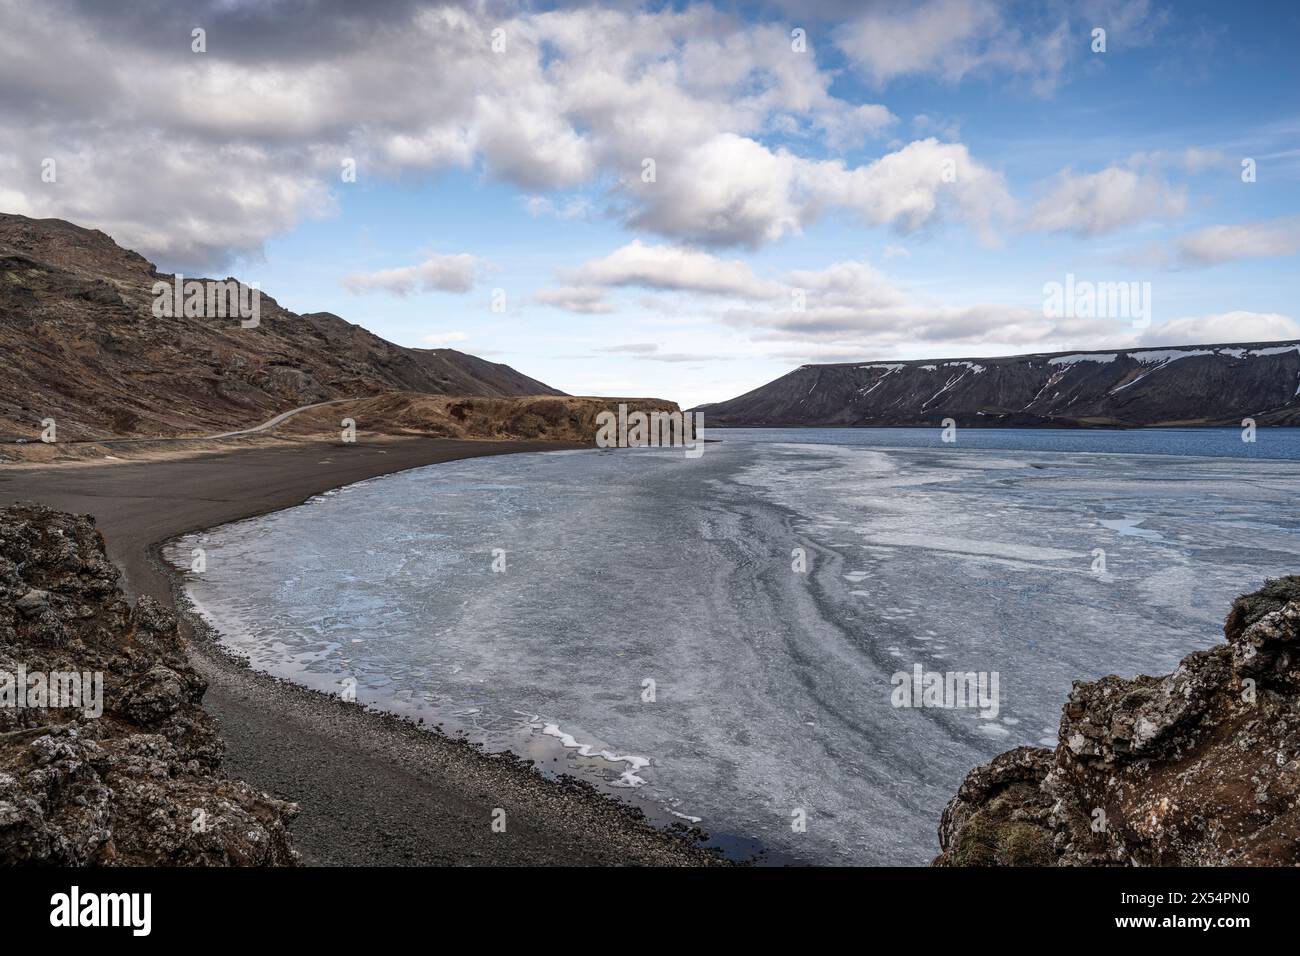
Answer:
top-left (696, 345), bottom-right (1300, 428)
top-left (0, 213), bottom-right (562, 440)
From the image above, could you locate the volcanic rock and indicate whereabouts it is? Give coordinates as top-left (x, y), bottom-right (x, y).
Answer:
top-left (0, 504), bottom-right (298, 865)
top-left (935, 577), bottom-right (1300, 866)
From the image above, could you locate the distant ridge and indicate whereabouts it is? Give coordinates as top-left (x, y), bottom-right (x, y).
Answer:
top-left (0, 213), bottom-right (563, 440)
top-left (694, 343), bottom-right (1300, 428)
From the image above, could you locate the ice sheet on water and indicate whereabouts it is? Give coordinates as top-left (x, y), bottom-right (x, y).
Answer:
top-left (168, 436), bottom-right (1300, 865)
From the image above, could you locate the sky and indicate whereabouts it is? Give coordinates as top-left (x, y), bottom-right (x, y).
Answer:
top-left (2, 0), bottom-right (1299, 408)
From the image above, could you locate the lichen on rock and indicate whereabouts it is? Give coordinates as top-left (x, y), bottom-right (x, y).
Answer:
top-left (0, 504), bottom-right (298, 865)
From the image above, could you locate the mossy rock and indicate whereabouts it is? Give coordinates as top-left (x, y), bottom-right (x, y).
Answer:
top-left (950, 811), bottom-right (1054, 867)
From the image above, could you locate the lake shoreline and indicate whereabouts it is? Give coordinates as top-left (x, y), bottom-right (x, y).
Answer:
top-left (0, 436), bottom-right (733, 866)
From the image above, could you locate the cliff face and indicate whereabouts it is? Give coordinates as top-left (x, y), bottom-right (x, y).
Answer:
top-left (934, 577), bottom-right (1300, 866)
top-left (0, 504), bottom-right (298, 865)
top-left (697, 346), bottom-right (1300, 428)
top-left (0, 212), bottom-right (563, 441)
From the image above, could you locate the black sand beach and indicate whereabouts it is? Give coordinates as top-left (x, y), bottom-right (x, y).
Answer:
top-left (0, 437), bottom-right (725, 866)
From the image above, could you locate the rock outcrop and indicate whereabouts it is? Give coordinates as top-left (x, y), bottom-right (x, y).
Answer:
top-left (696, 347), bottom-right (1300, 428)
top-left (0, 504), bottom-right (298, 865)
top-left (283, 392), bottom-right (687, 443)
top-left (934, 577), bottom-right (1300, 866)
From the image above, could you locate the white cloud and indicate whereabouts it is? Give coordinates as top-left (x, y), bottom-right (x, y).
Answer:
top-left (716, 256), bottom-right (1094, 350)
top-left (727, 299), bottom-right (1300, 357)
top-left (619, 133), bottom-right (1014, 248)
top-left (531, 286), bottom-right (616, 314)
top-left (0, 1), bottom-right (1001, 268)
top-left (341, 254), bottom-right (483, 296)
top-left (817, 103), bottom-right (899, 151)
top-left (836, 0), bottom-right (1070, 95)
top-left (541, 238), bottom-right (1295, 363)
top-left (1176, 217), bottom-right (1300, 266)
top-left (809, 138), bottom-right (1014, 243)
top-left (624, 134), bottom-right (805, 246)
top-left (1025, 166), bottom-right (1186, 237)
top-left (838, 0), bottom-right (1000, 84)
top-left (715, 257), bottom-right (1294, 356)
top-left (547, 245), bottom-right (1291, 358)
top-left (563, 240), bottom-right (785, 300)
top-left (785, 261), bottom-right (908, 311)
top-left (1137, 311), bottom-right (1300, 346)
top-left (0, 138), bottom-right (335, 272)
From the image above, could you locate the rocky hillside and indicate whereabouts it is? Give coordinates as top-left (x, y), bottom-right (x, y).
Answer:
top-left (0, 213), bottom-right (562, 440)
top-left (0, 504), bottom-right (298, 865)
top-left (697, 345), bottom-right (1300, 427)
top-left (934, 576), bottom-right (1300, 866)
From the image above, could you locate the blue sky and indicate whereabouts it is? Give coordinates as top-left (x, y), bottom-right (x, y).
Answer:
top-left (3, 0), bottom-right (1299, 407)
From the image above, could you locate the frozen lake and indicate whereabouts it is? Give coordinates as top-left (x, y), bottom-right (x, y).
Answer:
top-left (167, 428), bottom-right (1300, 864)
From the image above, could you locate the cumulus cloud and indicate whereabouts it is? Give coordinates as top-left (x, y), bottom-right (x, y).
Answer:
top-left (0, 0), bottom-right (1007, 269)
top-left (1025, 166), bottom-right (1186, 237)
top-left (809, 138), bottom-right (1015, 243)
top-left (0, 138), bottom-right (335, 272)
top-left (624, 134), bottom-right (806, 246)
top-left (1176, 217), bottom-right (1300, 266)
top-left (341, 254), bottom-right (483, 295)
top-left (621, 135), bottom-right (1015, 248)
top-left (785, 261), bottom-right (907, 311)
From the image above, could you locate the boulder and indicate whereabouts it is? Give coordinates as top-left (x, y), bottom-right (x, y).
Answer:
top-left (935, 577), bottom-right (1300, 866)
